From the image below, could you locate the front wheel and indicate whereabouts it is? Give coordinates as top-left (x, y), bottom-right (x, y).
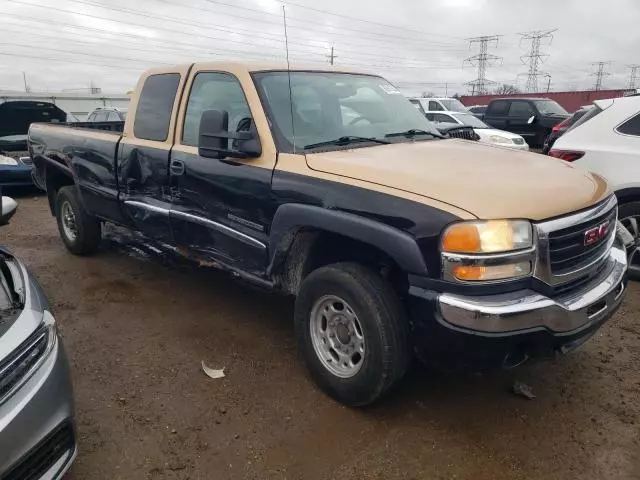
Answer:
top-left (619, 201), bottom-right (640, 280)
top-left (56, 186), bottom-right (102, 255)
top-left (294, 262), bottom-right (409, 406)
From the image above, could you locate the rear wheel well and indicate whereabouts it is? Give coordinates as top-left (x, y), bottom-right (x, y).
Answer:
top-left (45, 165), bottom-right (74, 216)
top-left (277, 229), bottom-right (408, 296)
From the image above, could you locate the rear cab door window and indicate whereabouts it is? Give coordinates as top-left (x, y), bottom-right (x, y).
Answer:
top-left (487, 100), bottom-right (509, 117)
top-left (118, 67), bottom-right (188, 241)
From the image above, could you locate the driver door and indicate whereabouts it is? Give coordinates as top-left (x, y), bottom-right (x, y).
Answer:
top-left (169, 68), bottom-right (277, 273)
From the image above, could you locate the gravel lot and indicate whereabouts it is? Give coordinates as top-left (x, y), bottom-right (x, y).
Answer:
top-left (3, 194), bottom-right (640, 480)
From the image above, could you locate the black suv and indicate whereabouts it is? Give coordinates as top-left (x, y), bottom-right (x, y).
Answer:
top-left (483, 98), bottom-right (569, 148)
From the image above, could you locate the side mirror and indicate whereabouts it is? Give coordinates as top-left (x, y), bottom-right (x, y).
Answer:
top-left (527, 115), bottom-right (537, 124)
top-left (0, 196), bottom-right (18, 226)
top-left (198, 110), bottom-right (261, 160)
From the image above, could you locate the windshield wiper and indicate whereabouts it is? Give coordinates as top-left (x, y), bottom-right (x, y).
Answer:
top-left (385, 129), bottom-right (445, 139)
top-left (304, 136), bottom-right (390, 149)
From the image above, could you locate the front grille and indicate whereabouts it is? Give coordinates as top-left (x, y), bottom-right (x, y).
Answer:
top-left (5, 422), bottom-right (75, 480)
top-left (445, 126), bottom-right (479, 141)
top-left (547, 206), bottom-right (617, 275)
top-left (0, 327), bottom-right (49, 403)
top-left (513, 138), bottom-right (525, 145)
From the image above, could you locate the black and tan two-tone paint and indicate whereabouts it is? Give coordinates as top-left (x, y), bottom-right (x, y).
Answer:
top-left (29, 61), bottom-right (612, 289)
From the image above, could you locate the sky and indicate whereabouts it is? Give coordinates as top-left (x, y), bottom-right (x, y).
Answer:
top-left (1, 0), bottom-right (639, 96)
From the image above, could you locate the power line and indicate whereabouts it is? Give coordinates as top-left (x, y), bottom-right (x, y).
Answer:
top-left (201, 0), bottom-right (464, 40)
top-left (519, 29), bottom-right (556, 93)
top-left (628, 64), bottom-right (640, 90)
top-left (590, 61), bottom-right (611, 91)
top-left (464, 35), bottom-right (502, 95)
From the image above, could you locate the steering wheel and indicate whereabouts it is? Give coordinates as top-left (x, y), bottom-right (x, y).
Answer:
top-left (348, 116), bottom-right (370, 126)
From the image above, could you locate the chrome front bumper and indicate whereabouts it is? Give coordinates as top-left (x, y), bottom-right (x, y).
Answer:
top-left (437, 243), bottom-right (627, 335)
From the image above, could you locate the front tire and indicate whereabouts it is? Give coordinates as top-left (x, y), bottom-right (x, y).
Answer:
top-left (56, 186), bottom-right (102, 255)
top-left (619, 201), bottom-right (640, 280)
top-left (294, 262), bottom-right (409, 406)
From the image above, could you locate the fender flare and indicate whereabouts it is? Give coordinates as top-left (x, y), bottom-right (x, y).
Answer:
top-left (268, 203), bottom-right (429, 276)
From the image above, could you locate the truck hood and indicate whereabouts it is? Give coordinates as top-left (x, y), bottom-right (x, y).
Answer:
top-left (305, 139), bottom-right (610, 221)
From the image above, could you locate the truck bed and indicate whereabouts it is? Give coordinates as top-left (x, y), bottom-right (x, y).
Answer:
top-left (29, 121), bottom-right (124, 221)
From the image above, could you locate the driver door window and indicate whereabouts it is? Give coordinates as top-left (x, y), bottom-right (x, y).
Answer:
top-left (182, 72), bottom-right (252, 146)
top-left (508, 101), bottom-right (534, 118)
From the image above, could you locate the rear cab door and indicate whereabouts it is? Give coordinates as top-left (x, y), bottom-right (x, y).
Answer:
top-left (117, 65), bottom-right (191, 244)
top-left (168, 63), bottom-right (277, 274)
top-left (506, 100), bottom-right (537, 138)
top-left (484, 100), bottom-right (509, 130)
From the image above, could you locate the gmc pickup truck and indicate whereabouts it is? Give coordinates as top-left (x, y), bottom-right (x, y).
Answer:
top-left (29, 62), bottom-right (628, 406)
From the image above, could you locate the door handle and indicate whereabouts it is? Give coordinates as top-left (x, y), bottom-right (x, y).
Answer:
top-left (170, 159), bottom-right (185, 176)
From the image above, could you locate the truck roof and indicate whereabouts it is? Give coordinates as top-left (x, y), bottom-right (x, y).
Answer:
top-left (146, 61), bottom-right (373, 76)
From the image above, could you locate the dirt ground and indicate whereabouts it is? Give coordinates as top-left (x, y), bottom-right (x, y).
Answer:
top-left (2, 194), bottom-right (640, 480)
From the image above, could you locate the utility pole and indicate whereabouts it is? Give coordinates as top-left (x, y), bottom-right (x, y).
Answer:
top-left (545, 74), bottom-right (552, 93)
top-left (22, 72), bottom-right (30, 93)
top-left (518, 29), bottom-right (556, 93)
top-left (590, 62), bottom-right (611, 91)
top-left (627, 64), bottom-right (640, 90)
top-left (326, 46), bottom-right (337, 66)
top-left (463, 35), bottom-right (502, 95)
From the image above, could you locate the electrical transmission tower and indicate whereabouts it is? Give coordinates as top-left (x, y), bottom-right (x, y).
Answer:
top-left (590, 62), bottom-right (611, 91)
top-left (464, 35), bottom-right (502, 95)
top-left (628, 64), bottom-right (640, 90)
top-left (519, 29), bottom-right (556, 93)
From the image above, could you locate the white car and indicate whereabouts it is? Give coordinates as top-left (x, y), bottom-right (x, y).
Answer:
top-left (425, 111), bottom-right (529, 150)
top-left (550, 95), bottom-right (640, 274)
top-left (409, 97), bottom-right (469, 113)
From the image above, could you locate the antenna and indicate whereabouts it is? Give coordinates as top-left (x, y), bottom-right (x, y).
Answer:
top-left (282, 4), bottom-right (296, 153)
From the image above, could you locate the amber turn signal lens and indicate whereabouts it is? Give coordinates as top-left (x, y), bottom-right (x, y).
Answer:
top-left (452, 262), bottom-right (531, 281)
top-left (441, 223), bottom-right (481, 253)
top-left (451, 265), bottom-right (485, 281)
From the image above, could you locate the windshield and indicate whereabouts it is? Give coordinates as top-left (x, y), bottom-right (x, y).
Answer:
top-left (450, 113), bottom-right (488, 128)
top-left (253, 72), bottom-right (441, 152)
top-left (533, 100), bottom-right (568, 116)
top-left (440, 99), bottom-right (468, 113)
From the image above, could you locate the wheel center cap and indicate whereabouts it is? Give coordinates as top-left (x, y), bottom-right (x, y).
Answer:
top-left (335, 323), bottom-right (350, 344)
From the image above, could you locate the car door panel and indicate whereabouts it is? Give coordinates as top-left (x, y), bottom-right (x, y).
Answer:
top-left (118, 67), bottom-right (190, 243)
top-left (169, 69), bottom-right (277, 275)
top-left (507, 101), bottom-right (536, 137)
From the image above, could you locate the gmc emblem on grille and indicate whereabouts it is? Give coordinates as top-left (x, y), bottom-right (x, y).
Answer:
top-left (584, 221), bottom-right (610, 246)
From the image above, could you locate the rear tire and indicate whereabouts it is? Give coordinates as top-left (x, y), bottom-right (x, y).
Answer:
top-left (56, 186), bottom-right (102, 255)
top-left (294, 262), bottom-right (409, 406)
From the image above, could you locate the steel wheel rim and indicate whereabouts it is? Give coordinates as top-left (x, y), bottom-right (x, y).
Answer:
top-left (61, 201), bottom-right (78, 242)
top-left (620, 214), bottom-right (640, 275)
top-left (309, 295), bottom-right (365, 378)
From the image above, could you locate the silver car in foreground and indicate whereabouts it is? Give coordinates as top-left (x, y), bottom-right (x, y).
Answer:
top-left (0, 196), bottom-right (76, 479)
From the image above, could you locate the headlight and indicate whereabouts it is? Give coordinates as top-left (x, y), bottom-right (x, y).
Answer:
top-left (442, 220), bottom-right (532, 254)
top-left (441, 220), bottom-right (534, 282)
top-left (488, 135), bottom-right (511, 145)
top-left (0, 155), bottom-right (18, 166)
